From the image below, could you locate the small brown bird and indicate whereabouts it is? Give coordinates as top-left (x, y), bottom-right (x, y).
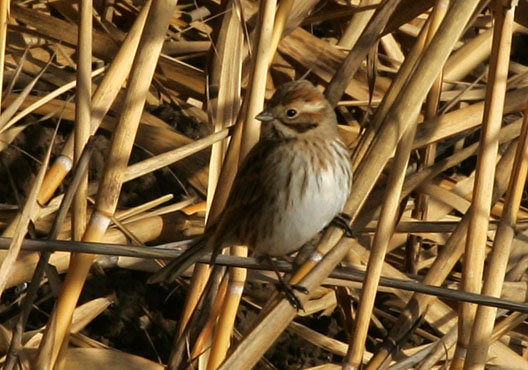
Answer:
top-left (149, 80), bottom-right (352, 288)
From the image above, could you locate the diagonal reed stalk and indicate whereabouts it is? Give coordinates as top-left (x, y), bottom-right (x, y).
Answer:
top-left (345, 120), bottom-right (418, 369)
top-left (345, 15), bottom-right (444, 368)
top-left (366, 138), bottom-right (519, 367)
top-left (3, 139), bottom-right (95, 370)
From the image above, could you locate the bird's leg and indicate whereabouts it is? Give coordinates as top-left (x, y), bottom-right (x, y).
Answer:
top-left (263, 255), bottom-right (308, 310)
top-left (331, 212), bottom-right (356, 238)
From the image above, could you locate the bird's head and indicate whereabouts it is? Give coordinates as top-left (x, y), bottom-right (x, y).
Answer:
top-left (256, 80), bottom-right (337, 140)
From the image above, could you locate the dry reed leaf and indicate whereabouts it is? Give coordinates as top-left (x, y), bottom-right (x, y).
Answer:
top-left (70, 297), bottom-right (113, 334)
top-left (288, 321), bottom-right (348, 357)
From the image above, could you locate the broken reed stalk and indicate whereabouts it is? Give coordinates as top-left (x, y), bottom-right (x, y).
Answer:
top-left (464, 109), bottom-right (528, 366)
top-left (366, 140), bottom-right (518, 367)
top-left (72, 0), bottom-right (92, 242)
top-left (380, 32), bottom-right (404, 68)
top-left (34, 1), bottom-right (178, 368)
top-left (219, 1), bottom-right (483, 369)
top-left (407, 0), bottom-right (448, 274)
top-left (345, 123), bottom-right (418, 368)
top-left (454, 2), bottom-right (517, 368)
top-left (37, 0), bottom-right (151, 206)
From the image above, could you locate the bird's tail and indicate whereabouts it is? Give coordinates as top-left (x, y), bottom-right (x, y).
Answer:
top-left (147, 234), bottom-right (211, 283)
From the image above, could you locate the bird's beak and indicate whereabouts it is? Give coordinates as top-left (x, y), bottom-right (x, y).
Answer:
top-left (255, 110), bottom-right (274, 122)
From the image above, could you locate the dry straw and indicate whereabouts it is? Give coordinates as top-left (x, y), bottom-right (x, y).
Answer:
top-left (35, 1), bottom-right (178, 368)
top-left (2, 1), bottom-right (528, 369)
top-left (454, 2), bottom-right (518, 369)
top-left (72, 0), bottom-right (92, 244)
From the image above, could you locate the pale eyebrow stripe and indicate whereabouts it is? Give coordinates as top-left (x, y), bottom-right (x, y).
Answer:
top-left (301, 100), bottom-right (325, 112)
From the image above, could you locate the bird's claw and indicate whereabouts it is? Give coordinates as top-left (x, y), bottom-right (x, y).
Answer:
top-left (275, 281), bottom-right (308, 310)
top-left (332, 213), bottom-right (356, 238)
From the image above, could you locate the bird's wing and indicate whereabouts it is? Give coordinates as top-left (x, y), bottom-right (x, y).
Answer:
top-left (220, 140), bottom-right (281, 221)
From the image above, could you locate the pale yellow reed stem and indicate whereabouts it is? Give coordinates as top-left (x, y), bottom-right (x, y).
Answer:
top-left (207, 246), bottom-right (247, 369)
top-left (177, 264), bottom-right (211, 336)
top-left (72, 0), bottom-right (92, 242)
top-left (190, 277), bottom-right (229, 361)
top-left (57, 3), bottom-right (93, 368)
top-left (240, 0), bottom-right (276, 158)
top-left (464, 97), bottom-right (526, 370)
top-left (206, 0), bottom-right (242, 221)
top-left (177, 14), bottom-right (247, 337)
top-left (454, 2), bottom-right (517, 368)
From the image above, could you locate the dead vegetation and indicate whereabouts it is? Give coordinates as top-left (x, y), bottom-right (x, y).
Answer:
top-left (0, 0), bottom-right (528, 369)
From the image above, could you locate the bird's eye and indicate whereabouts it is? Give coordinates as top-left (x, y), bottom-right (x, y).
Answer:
top-left (286, 108), bottom-right (298, 118)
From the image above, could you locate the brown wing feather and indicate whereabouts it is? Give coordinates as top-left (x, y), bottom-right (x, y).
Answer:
top-left (213, 139), bottom-right (282, 246)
